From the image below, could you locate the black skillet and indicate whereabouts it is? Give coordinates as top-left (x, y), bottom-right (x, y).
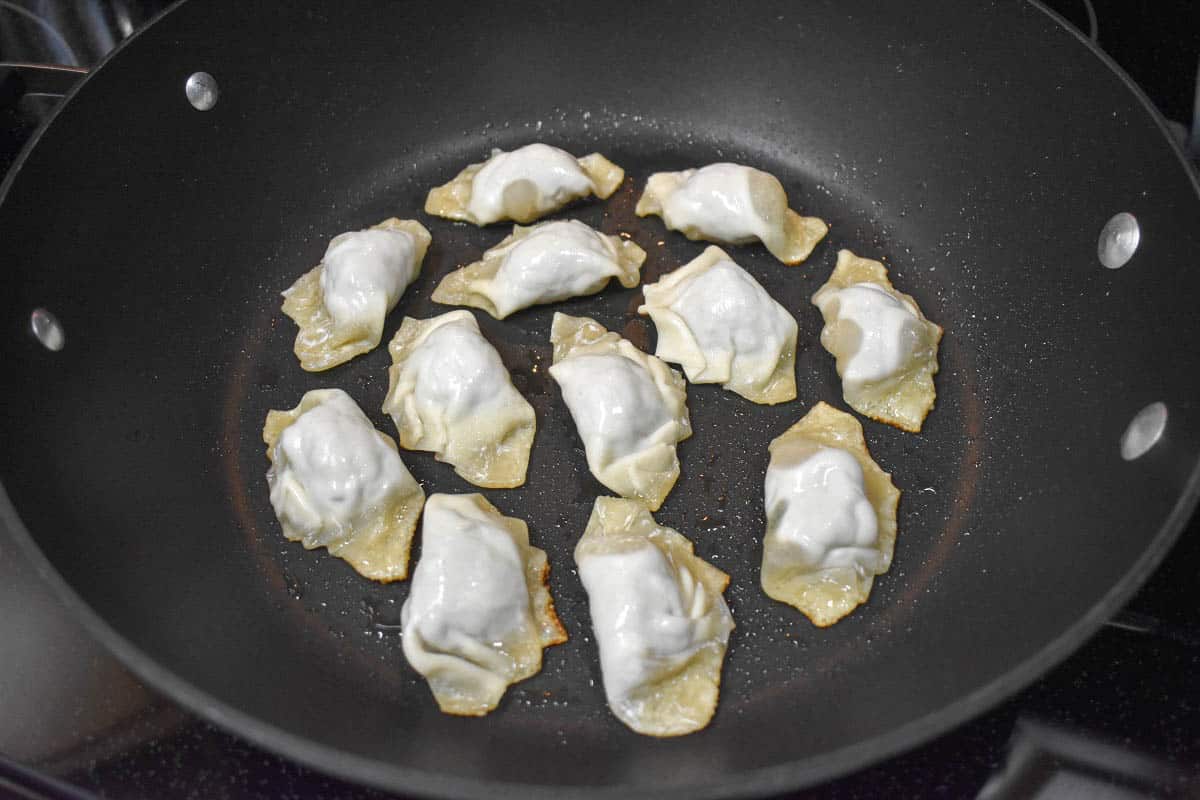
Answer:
top-left (2, 1), bottom-right (1199, 797)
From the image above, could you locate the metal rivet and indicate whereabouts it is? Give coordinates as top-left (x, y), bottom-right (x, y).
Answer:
top-left (1120, 402), bottom-right (1167, 461)
top-left (30, 308), bottom-right (65, 351)
top-left (1098, 212), bottom-right (1140, 269)
top-left (185, 72), bottom-right (219, 111)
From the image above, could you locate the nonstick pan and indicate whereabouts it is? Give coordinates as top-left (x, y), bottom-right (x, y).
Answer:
top-left (2, 1), bottom-right (1199, 797)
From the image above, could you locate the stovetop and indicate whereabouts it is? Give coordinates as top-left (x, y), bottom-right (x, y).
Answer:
top-left (1, 2), bottom-right (1198, 798)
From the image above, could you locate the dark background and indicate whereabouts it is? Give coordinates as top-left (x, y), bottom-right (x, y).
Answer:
top-left (0, 1), bottom-right (1197, 798)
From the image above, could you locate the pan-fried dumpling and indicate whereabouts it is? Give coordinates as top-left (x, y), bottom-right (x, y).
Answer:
top-left (638, 245), bottom-right (797, 404)
top-left (262, 389), bottom-right (425, 582)
top-left (382, 310), bottom-right (535, 488)
top-left (425, 143), bottom-right (624, 226)
top-left (812, 250), bottom-right (943, 432)
top-left (548, 313), bottom-right (691, 511)
top-left (432, 219), bottom-right (646, 319)
top-left (281, 218), bottom-right (431, 371)
top-left (575, 497), bottom-right (734, 737)
top-left (402, 493), bottom-right (566, 716)
top-left (762, 401), bottom-right (900, 627)
top-left (635, 163), bottom-right (827, 265)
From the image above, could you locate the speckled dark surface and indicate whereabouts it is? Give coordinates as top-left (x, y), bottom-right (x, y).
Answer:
top-left (1, 0), bottom-right (1198, 798)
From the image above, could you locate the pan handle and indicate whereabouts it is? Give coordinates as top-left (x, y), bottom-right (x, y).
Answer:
top-left (0, 62), bottom-right (88, 106)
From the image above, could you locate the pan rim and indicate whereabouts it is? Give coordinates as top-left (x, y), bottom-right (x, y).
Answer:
top-left (2, 0), bottom-right (1198, 796)
top-left (5, 468), bottom-right (1199, 800)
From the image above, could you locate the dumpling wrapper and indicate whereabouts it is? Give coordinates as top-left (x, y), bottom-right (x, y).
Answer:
top-left (638, 245), bottom-right (798, 404)
top-left (548, 313), bottom-right (691, 511)
top-left (575, 497), bottom-right (734, 737)
top-left (383, 310), bottom-right (535, 488)
top-left (635, 163), bottom-right (827, 265)
top-left (425, 143), bottom-right (624, 226)
top-left (762, 401), bottom-right (900, 627)
top-left (402, 493), bottom-right (566, 716)
top-left (263, 389), bottom-right (425, 582)
top-left (281, 218), bottom-right (431, 372)
top-left (432, 219), bottom-right (646, 319)
top-left (812, 249), bottom-right (943, 432)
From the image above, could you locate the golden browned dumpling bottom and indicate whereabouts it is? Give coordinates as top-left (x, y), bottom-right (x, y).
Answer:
top-left (762, 402), bottom-right (900, 627)
top-left (812, 249), bottom-right (942, 432)
top-left (575, 497), bottom-right (734, 736)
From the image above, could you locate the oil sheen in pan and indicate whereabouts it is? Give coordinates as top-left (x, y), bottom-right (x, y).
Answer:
top-left (220, 125), bottom-right (978, 776)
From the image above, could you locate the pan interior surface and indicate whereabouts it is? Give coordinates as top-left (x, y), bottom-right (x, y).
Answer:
top-left (1, 1), bottom-right (1199, 796)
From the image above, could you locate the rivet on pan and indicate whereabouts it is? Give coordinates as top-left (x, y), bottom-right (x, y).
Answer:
top-left (1120, 402), bottom-right (1167, 461)
top-left (30, 308), bottom-right (65, 351)
top-left (185, 72), bottom-right (219, 111)
top-left (1097, 212), bottom-right (1140, 269)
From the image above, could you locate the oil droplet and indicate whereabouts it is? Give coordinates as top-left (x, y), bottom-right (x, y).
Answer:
top-left (360, 596), bottom-right (404, 632)
top-left (283, 574), bottom-right (303, 600)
